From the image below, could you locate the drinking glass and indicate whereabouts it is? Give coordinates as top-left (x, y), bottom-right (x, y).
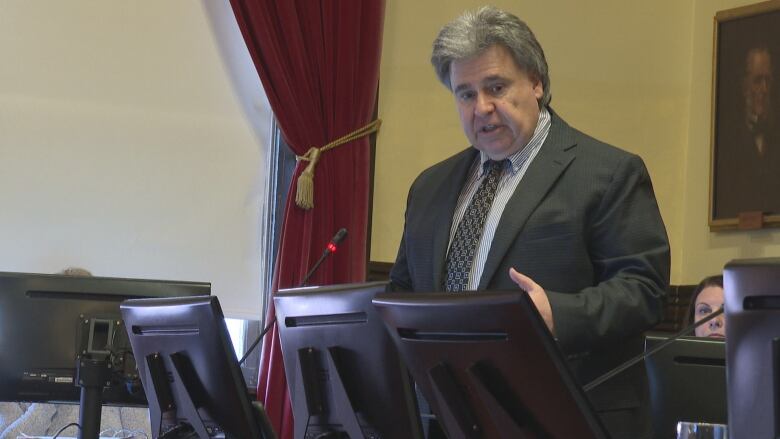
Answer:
top-left (676, 421), bottom-right (728, 439)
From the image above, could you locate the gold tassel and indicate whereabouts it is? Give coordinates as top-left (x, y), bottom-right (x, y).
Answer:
top-left (295, 147), bottom-right (321, 210)
top-left (293, 119), bottom-right (382, 210)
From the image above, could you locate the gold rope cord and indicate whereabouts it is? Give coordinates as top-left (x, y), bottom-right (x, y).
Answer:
top-left (294, 119), bottom-right (382, 209)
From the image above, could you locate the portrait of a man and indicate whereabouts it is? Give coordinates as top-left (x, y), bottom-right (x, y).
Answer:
top-left (712, 7), bottom-right (780, 225)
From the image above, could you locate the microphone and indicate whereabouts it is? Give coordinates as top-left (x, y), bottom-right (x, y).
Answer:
top-left (582, 307), bottom-right (725, 392)
top-left (302, 228), bottom-right (347, 287)
top-left (238, 228), bottom-right (348, 366)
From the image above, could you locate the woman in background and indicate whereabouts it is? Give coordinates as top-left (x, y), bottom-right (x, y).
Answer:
top-left (685, 275), bottom-right (726, 339)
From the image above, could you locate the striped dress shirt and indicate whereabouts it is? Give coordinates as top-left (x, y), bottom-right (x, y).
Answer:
top-left (447, 107), bottom-right (552, 290)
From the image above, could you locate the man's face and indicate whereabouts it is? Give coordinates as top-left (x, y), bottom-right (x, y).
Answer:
top-left (449, 45), bottom-right (544, 160)
top-left (744, 49), bottom-right (773, 120)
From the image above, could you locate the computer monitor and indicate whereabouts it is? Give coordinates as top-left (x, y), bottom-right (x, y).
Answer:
top-left (372, 290), bottom-right (609, 439)
top-left (644, 335), bottom-right (727, 439)
top-left (273, 281), bottom-right (423, 439)
top-left (120, 295), bottom-right (275, 439)
top-left (724, 257), bottom-right (780, 439)
top-left (0, 271), bottom-right (210, 439)
top-left (0, 271), bottom-right (210, 405)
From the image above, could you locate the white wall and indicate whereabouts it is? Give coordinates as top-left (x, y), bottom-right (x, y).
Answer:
top-left (0, 0), bottom-right (271, 319)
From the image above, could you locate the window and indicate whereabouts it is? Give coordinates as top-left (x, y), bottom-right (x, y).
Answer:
top-left (226, 122), bottom-right (297, 390)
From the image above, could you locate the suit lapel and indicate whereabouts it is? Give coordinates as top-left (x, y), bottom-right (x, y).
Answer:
top-left (431, 149), bottom-right (479, 290)
top-left (478, 113), bottom-right (577, 290)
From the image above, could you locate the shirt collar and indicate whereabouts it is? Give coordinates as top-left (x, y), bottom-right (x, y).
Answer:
top-left (478, 107), bottom-right (551, 176)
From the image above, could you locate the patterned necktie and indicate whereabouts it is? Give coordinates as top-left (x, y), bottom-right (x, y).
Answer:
top-left (445, 159), bottom-right (506, 292)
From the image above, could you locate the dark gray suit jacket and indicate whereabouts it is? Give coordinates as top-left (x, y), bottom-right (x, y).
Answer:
top-left (389, 110), bottom-right (670, 439)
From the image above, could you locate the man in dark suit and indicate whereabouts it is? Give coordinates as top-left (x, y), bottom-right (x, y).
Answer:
top-left (389, 6), bottom-right (670, 439)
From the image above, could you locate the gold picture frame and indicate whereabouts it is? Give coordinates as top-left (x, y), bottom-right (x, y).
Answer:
top-left (709, 0), bottom-right (780, 230)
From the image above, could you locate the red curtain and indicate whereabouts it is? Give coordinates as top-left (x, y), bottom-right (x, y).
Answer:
top-left (228, 1), bottom-right (386, 437)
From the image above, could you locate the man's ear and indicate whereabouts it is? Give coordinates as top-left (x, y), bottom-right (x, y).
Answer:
top-left (533, 78), bottom-right (544, 101)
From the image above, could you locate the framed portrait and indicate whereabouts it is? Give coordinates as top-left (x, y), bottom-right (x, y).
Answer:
top-left (710, 0), bottom-right (780, 230)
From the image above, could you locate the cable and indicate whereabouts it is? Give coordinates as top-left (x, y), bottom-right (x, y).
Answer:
top-left (103, 345), bottom-right (144, 400)
top-left (100, 427), bottom-right (150, 438)
top-left (51, 422), bottom-right (81, 439)
top-left (583, 306), bottom-right (725, 392)
top-left (122, 429), bottom-right (150, 439)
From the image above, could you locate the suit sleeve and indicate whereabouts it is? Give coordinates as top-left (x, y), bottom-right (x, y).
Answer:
top-left (546, 154), bottom-right (670, 354)
top-left (387, 184), bottom-right (415, 292)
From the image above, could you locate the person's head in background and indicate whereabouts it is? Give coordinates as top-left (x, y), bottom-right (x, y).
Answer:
top-left (685, 275), bottom-right (725, 339)
top-left (59, 267), bottom-right (92, 277)
top-left (744, 46), bottom-right (773, 126)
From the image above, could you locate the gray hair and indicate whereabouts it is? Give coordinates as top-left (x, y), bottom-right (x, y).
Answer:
top-left (59, 267), bottom-right (93, 277)
top-left (431, 6), bottom-right (551, 106)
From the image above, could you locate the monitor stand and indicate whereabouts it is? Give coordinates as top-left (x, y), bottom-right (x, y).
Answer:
top-left (294, 346), bottom-right (367, 439)
top-left (144, 352), bottom-right (276, 439)
top-left (145, 352), bottom-right (210, 439)
top-left (75, 356), bottom-right (112, 439)
top-left (426, 360), bottom-right (548, 438)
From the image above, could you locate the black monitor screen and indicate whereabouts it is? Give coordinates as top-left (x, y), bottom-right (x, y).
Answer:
top-left (0, 271), bottom-right (210, 405)
top-left (724, 257), bottom-right (780, 438)
top-left (120, 295), bottom-right (274, 439)
top-left (644, 335), bottom-right (726, 438)
top-left (273, 281), bottom-right (422, 439)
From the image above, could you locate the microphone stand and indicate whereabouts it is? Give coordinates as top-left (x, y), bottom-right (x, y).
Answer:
top-left (239, 319), bottom-right (276, 366)
top-left (239, 230), bottom-right (347, 366)
top-left (238, 259), bottom-right (322, 365)
top-left (583, 307), bottom-right (725, 392)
